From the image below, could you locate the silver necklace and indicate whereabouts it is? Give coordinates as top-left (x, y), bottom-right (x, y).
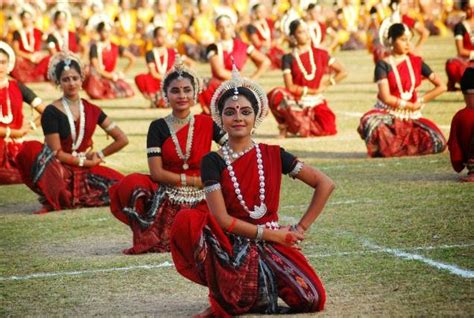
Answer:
top-left (226, 141), bottom-right (255, 160)
top-left (222, 142), bottom-right (267, 219)
top-left (164, 114), bottom-right (194, 170)
top-left (0, 82), bottom-right (13, 125)
top-left (389, 55), bottom-right (415, 101)
top-left (62, 96), bottom-right (85, 156)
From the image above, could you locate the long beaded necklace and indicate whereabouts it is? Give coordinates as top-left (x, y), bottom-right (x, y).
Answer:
top-left (96, 41), bottom-right (111, 71)
top-left (222, 142), bottom-right (267, 219)
top-left (53, 28), bottom-right (69, 51)
top-left (152, 47), bottom-right (168, 74)
top-left (19, 28), bottom-right (35, 52)
top-left (0, 81), bottom-right (13, 125)
top-left (389, 55), bottom-right (415, 101)
top-left (309, 21), bottom-right (322, 47)
top-left (62, 97), bottom-right (85, 156)
top-left (164, 113), bottom-right (194, 170)
top-left (217, 40), bottom-right (234, 67)
top-left (255, 19), bottom-right (271, 43)
top-left (226, 141), bottom-right (255, 160)
top-left (293, 46), bottom-right (317, 81)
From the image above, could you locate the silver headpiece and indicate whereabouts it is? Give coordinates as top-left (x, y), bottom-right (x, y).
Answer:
top-left (161, 52), bottom-right (202, 104)
top-left (210, 58), bottom-right (268, 129)
top-left (47, 51), bottom-right (84, 84)
top-left (379, 14), bottom-right (412, 49)
top-left (0, 41), bottom-right (16, 74)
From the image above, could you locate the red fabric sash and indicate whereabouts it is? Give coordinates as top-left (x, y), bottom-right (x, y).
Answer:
top-left (59, 99), bottom-right (102, 153)
top-left (385, 53), bottom-right (423, 103)
top-left (101, 43), bottom-right (120, 72)
top-left (0, 80), bottom-right (24, 130)
top-left (212, 39), bottom-right (248, 79)
top-left (160, 114), bottom-right (214, 175)
top-left (290, 47), bottom-right (329, 89)
top-left (220, 144), bottom-right (281, 224)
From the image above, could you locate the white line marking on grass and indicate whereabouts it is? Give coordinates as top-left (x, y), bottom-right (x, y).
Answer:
top-left (363, 240), bottom-right (474, 278)
top-left (0, 261), bottom-right (174, 282)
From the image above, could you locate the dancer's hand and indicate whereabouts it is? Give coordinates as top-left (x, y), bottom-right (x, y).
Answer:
top-left (271, 229), bottom-right (304, 248)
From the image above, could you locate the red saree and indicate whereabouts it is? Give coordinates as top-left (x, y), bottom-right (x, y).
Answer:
top-left (170, 144), bottom-right (325, 316)
top-left (249, 19), bottom-right (284, 69)
top-left (267, 47), bottom-right (337, 137)
top-left (0, 80), bottom-right (26, 184)
top-left (109, 114), bottom-right (216, 254)
top-left (199, 39), bottom-right (249, 111)
top-left (134, 48), bottom-right (176, 108)
top-left (358, 54), bottom-right (447, 157)
top-left (10, 29), bottom-right (49, 83)
top-left (16, 100), bottom-right (124, 212)
top-left (445, 22), bottom-right (474, 90)
top-left (83, 43), bottom-right (134, 100)
top-left (448, 106), bottom-right (474, 176)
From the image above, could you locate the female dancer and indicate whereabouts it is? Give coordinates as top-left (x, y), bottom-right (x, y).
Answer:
top-left (0, 41), bottom-right (45, 184)
top-left (445, 0), bottom-right (474, 91)
top-left (82, 21), bottom-right (135, 100)
top-left (16, 52), bottom-right (128, 213)
top-left (109, 57), bottom-right (227, 255)
top-left (135, 26), bottom-right (179, 108)
top-left (46, 7), bottom-right (80, 55)
top-left (170, 66), bottom-right (335, 317)
top-left (246, 3), bottom-right (285, 69)
top-left (10, 7), bottom-right (49, 83)
top-left (358, 23), bottom-right (446, 157)
top-left (448, 67), bottom-right (474, 182)
top-left (199, 14), bottom-right (270, 114)
top-left (267, 19), bottom-right (347, 138)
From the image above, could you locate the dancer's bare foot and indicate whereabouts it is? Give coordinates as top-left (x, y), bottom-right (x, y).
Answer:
top-left (278, 124), bottom-right (287, 139)
top-left (193, 306), bottom-right (213, 318)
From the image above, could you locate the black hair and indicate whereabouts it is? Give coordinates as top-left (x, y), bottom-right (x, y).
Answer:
top-left (460, 0), bottom-right (471, 10)
top-left (162, 71), bottom-right (196, 96)
top-left (53, 10), bottom-right (66, 22)
top-left (0, 48), bottom-right (9, 59)
top-left (369, 6), bottom-right (378, 15)
top-left (97, 22), bottom-right (108, 33)
top-left (215, 14), bottom-right (232, 25)
top-left (153, 26), bottom-right (165, 38)
top-left (251, 3), bottom-right (262, 12)
top-left (289, 19), bottom-right (302, 36)
top-left (389, 0), bottom-right (400, 12)
top-left (387, 23), bottom-right (407, 43)
top-left (217, 87), bottom-right (259, 116)
top-left (55, 59), bottom-right (82, 82)
top-left (461, 67), bottom-right (474, 93)
top-left (20, 10), bottom-right (32, 19)
top-left (307, 3), bottom-right (317, 11)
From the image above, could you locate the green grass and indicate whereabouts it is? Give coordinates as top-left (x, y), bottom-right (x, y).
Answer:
top-left (1, 35), bottom-right (473, 317)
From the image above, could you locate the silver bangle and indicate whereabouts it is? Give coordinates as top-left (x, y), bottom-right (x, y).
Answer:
top-left (78, 157), bottom-right (85, 167)
top-left (399, 99), bottom-right (407, 109)
top-left (97, 150), bottom-right (105, 160)
top-left (5, 126), bottom-right (11, 139)
top-left (289, 161), bottom-right (303, 179)
top-left (256, 224), bottom-right (265, 240)
top-left (204, 183), bottom-right (221, 194)
top-left (180, 173), bottom-right (187, 186)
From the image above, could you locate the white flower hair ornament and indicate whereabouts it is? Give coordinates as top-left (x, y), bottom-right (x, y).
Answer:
top-left (210, 57), bottom-right (268, 129)
top-left (0, 41), bottom-right (16, 74)
top-left (161, 52), bottom-right (202, 104)
top-left (47, 51), bottom-right (84, 84)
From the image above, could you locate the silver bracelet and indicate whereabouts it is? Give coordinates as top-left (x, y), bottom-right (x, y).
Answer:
top-left (180, 173), bottom-right (187, 186)
top-left (289, 161), bottom-right (304, 179)
top-left (256, 224), bottom-right (265, 240)
top-left (204, 183), bottom-right (221, 194)
top-left (97, 150), bottom-right (105, 160)
top-left (78, 157), bottom-right (85, 167)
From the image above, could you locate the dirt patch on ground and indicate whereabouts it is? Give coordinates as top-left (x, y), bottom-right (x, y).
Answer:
top-left (0, 202), bottom-right (42, 215)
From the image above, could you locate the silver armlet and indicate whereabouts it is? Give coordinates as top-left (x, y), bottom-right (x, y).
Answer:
top-left (104, 122), bottom-right (117, 132)
top-left (204, 183), bottom-right (221, 194)
top-left (289, 161), bottom-right (304, 179)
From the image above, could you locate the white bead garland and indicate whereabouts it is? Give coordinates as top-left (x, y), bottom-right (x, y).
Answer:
top-left (62, 97), bottom-right (85, 156)
top-left (222, 142), bottom-right (267, 219)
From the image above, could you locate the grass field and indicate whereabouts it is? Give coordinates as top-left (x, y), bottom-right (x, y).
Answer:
top-left (1, 36), bottom-right (473, 317)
